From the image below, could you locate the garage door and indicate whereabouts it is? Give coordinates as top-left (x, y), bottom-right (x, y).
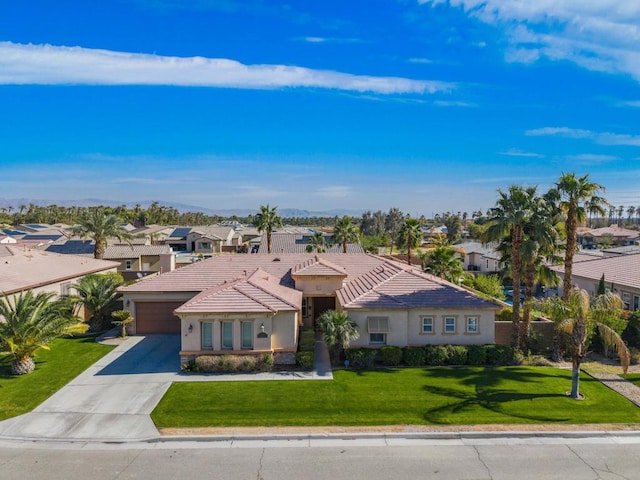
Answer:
top-left (135, 302), bottom-right (184, 334)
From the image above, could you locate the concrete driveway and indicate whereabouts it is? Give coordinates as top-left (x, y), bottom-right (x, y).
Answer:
top-left (0, 335), bottom-right (181, 442)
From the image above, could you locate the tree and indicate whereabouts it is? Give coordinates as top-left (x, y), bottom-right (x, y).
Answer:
top-left (71, 209), bottom-right (132, 259)
top-left (70, 273), bottom-right (124, 331)
top-left (597, 274), bottom-right (606, 295)
top-left (306, 231), bottom-right (329, 253)
top-left (420, 246), bottom-right (464, 284)
top-left (332, 216), bottom-right (360, 253)
top-left (537, 289), bottom-right (629, 399)
top-left (443, 214), bottom-right (463, 244)
top-left (316, 310), bottom-right (359, 363)
top-left (554, 173), bottom-right (607, 301)
top-left (255, 204), bottom-right (283, 254)
top-left (0, 291), bottom-right (78, 375)
top-left (384, 208), bottom-right (404, 253)
top-left (111, 310), bottom-right (133, 338)
top-left (397, 217), bottom-right (423, 265)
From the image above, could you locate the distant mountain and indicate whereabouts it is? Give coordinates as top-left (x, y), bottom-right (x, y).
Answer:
top-left (0, 198), bottom-right (364, 218)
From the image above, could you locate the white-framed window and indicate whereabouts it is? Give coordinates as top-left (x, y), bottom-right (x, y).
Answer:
top-left (241, 321), bottom-right (253, 349)
top-left (466, 316), bottom-right (479, 334)
top-left (634, 295), bottom-right (640, 311)
top-left (622, 292), bottom-right (631, 309)
top-left (422, 317), bottom-right (434, 334)
top-left (221, 321), bottom-right (233, 349)
top-left (369, 333), bottom-right (386, 344)
top-left (367, 316), bottom-right (389, 344)
top-left (60, 282), bottom-right (71, 296)
top-left (444, 317), bottom-right (456, 334)
top-left (125, 260), bottom-right (132, 270)
top-left (201, 322), bottom-right (213, 350)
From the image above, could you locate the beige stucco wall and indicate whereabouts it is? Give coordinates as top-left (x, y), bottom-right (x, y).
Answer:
top-left (293, 276), bottom-right (345, 296)
top-left (568, 275), bottom-right (640, 311)
top-left (347, 307), bottom-right (496, 348)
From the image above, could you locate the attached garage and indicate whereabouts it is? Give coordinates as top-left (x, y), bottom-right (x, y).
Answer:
top-left (134, 301), bottom-right (184, 334)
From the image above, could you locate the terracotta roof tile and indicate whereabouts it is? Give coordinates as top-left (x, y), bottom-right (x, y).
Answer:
top-left (551, 253), bottom-right (640, 289)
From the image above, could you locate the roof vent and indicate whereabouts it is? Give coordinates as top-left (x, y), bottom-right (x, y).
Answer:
top-left (273, 258), bottom-right (281, 262)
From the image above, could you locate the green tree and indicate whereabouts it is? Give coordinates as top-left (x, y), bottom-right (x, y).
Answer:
top-left (537, 289), bottom-right (629, 399)
top-left (420, 246), bottom-right (464, 284)
top-left (553, 173), bottom-right (607, 301)
top-left (0, 291), bottom-right (78, 375)
top-left (597, 274), bottom-right (606, 295)
top-left (71, 209), bottom-right (132, 259)
top-left (306, 231), bottom-right (329, 253)
top-left (472, 274), bottom-right (506, 300)
top-left (70, 273), bottom-right (124, 331)
top-left (255, 204), bottom-right (283, 254)
top-left (384, 207), bottom-right (404, 254)
top-left (397, 217), bottom-right (423, 265)
top-left (332, 216), bottom-right (360, 253)
top-left (316, 310), bottom-right (360, 363)
top-left (111, 310), bottom-right (133, 338)
top-left (443, 214), bottom-right (462, 244)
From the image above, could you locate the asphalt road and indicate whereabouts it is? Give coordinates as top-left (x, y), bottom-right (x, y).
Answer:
top-left (1, 437), bottom-right (639, 480)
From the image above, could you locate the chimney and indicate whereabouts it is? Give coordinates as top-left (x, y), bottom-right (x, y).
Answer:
top-left (159, 252), bottom-right (176, 273)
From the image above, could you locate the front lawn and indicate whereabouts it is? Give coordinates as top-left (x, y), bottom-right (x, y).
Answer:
top-left (151, 366), bottom-right (640, 428)
top-left (0, 336), bottom-right (115, 421)
top-left (622, 373), bottom-right (640, 388)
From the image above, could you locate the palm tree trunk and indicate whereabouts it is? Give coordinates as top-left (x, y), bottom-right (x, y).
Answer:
top-left (521, 261), bottom-right (535, 352)
top-left (563, 204), bottom-right (577, 301)
top-left (11, 355), bottom-right (35, 375)
top-left (570, 360), bottom-right (581, 399)
top-left (267, 231), bottom-right (272, 254)
top-left (511, 227), bottom-right (523, 348)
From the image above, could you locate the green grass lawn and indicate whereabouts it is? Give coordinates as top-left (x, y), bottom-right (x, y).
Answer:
top-left (0, 336), bottom-right (115, 421)
top-left (622, 373), bottom-right (640, 388)
top-left (151, 366), bottom-right (640, 428)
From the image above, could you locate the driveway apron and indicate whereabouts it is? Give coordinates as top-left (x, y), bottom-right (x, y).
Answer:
top-left (0, 335), bottom-right (181, 442)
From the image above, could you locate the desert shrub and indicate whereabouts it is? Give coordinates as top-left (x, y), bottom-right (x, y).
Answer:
top-left (403, 346), bottom-right (426, 366)
top-left (261, 353), bottom-right (274, 370)
top-left (629, 347), bottom-right (640, 366)
top-left (296, 351), bottom-right (315, 370)
top-left (193, 354), bottom-right (273, 373)
top-left (524, 354), bottom-right (554, 367)
top-left (346, 348), bottom-right (378, 369)
top-left (466, 345), bottom-right (487, 366)
top-left (181, 359), bottom-right (199, 372)
top-left (298, 329), bottom-right (316, 352)
top-left (445, 345), bottom-right (468, 365)
top-left (622, 312), bottom-right (640, 349)
top-left (425, 345), bottom-right (449, 366)
top-left (380, 346), bottom-right (402, 366)
top-left (485, 345), bottom-right (523, 366)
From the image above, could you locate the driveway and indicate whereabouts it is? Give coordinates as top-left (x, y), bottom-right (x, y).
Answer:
top-left (0, 335), bottom-right (181, 442)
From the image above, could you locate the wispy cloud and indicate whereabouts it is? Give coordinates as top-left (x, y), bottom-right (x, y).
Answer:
top-left (419, 1), bottom-right (640, 82)
top-left (564, 153), bottom-right (620, 163)
top-left (316, 185), bottom-right (352, 198)
top-left (525, 126), bottom-right (640, 146)
top-left (298, 36), bottom-right (363, 44)
top-left (498, 148), bottom-right (544, 158)
top-left (408, 57), bottom-right (434, 64)
top-left (0, 42), bottom-right (452, 94)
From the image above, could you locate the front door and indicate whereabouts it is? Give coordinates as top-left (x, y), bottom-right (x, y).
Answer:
top-left (313, 296), bottom-right (336, 322)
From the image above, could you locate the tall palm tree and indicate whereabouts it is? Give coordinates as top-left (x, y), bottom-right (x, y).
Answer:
top-left (332, 216), bottom-right (360, 254)
top-left (397, 217), bottom-right (423, 265)
top-left (316, 310), bottom-right (360, 363)
top-left (70, 273), bottom-right (124, 331)
top-left (537, 289), bottom-right (629, 399)
top-left (255, 204), bottom-right (283, 254)
top-left (0, 291), bottom-right (78, 375)
top-left (71, 209), bottom-right (132, 259)
top-left (306, 231), bottom-right (329, 253)
top-left (554, 173), bottom-right (607, 301)
top-left (420, 246), bottom-right (464, 284)
top-left (482, 185), bottom-right (537, 344)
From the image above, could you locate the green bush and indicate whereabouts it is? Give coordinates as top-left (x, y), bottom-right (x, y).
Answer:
top-left (298, 329), bottom-right (316, 352)
top-left (425, 345), bottom-right (449, 366)
top-left (485, 345), bottom-right (523, 366)
top-left (193, 354), bottom-right (275, 373)
top-left (496, 307), bottom-right (515, 322)
top-left (380, 346), bottom-right (402, 366)
top-left (445, 345), bottom-right (468, 365)
top-left (296, 351), bottom-right (315, 370)
top-left (403, 346), bottom-right (426, 366)
top-left (466, 345), bottom-right (487, 366)
top-left (346, 348), bottom-right (378, 369)
top-left (472, 274), bottom-right (506, 300)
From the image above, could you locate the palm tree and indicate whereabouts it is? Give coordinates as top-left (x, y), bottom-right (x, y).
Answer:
top-left (306, 231), bottom-right (329, 253)
top-left (332, 216), bottom-right (360, 254)
top-left (70, 273), bottom-right (124, 331)
top-left (71, 209), bottom-right (132, 259)
top-left (316, 310), bottom-right (360, 363)
top-left (537, 289), bottom-right (629, 399)
top-left (482, 185), bottom-right (537, 344)
top-left (397, 217), bottom-right (423, 265)
top-left (111, 310), bottom-right (133, 338)
top-left (0, 291), bottom-right (78, 375)
top-left (255, 204), bottom-right (283, 254)
top-left (420, 246), bottom-right (464, 284)
top-left (554, 173), bottom-right (607, 301)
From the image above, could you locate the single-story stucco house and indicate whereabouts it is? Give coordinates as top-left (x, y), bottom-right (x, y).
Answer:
top-left (120, 253), bottom-right (501, 364)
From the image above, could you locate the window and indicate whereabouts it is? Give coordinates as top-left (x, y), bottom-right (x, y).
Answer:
top-left (125, 260), bottom-right (132, 270)
top-left (60, 282), bottom-right (71, 296)
top-left (622, 292), bottom-right (631, 309)
top-left (367, 317), bottom-right (389, 334)
top-left (444, 317), bottom-right (456, 334)
top-left (241, 321), bottom-right (253, 349)
top-left (422, 317), bottom-right (434, 334)
top-left (201, 322), bottom-right (213, 350)
top-left (634, 295), bottom-right (640, 312)
top-left (221, 322), bottom-right (233, 349)
top-left (369, 333), bottom-right (386, 344)
top-left (201, 242), bottom-right (211, 249)
top-left (466, 316), bottom-right (479, 334)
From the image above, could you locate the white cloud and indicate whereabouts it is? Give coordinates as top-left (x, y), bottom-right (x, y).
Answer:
top-left (0, 42), bottom-right (452, 94)
top-left (565, 153), bottom-right (620, 163)
top-left (498, 149), bottom-right (544, 158)
top-left (419, 0), bottom-right (640, 82)
top-left (316, 185), bottom-right (352, 198)
top-left (303, 36), bottom-right (327, 43)
top-left (526, 126), bottom-right (640, 146)
top-left (408, 57), bottom-right (434, 64)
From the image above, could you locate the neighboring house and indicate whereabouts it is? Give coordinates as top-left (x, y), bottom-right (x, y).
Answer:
top-left (551, 253), bottom-right (640, 310)
top-left (120, 253), bottom-right (500, 364)
top-left (0, 235), bottom-right (17, 244)
top-left (457, 242), bottom-right (500, 274)
top-left (256, 232), bottom-right (365, 254)
top-left (0, 245), bottom-right (119, 298)
top-left (186, 226), bottom-right (239, 254)
top-left (578, 226), bottom-right (639, 248)
top-left (130, 225), bottom-right (176, 244)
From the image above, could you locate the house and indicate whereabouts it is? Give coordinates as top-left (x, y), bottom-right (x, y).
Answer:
top-left (120, 253), bottom-right (500, 364)
top-left (256, 232), bottom-right (365, 254)
top-left (578, 226), bottom-right (639, 248)
top-left (0, 235), bottom-right (17, 244)
top-left (551, 253), bottom-right (640, 310)
top-left (0, 245), bottom-right (119, 298)
top-left (457, 242), bottom-right (500, 273)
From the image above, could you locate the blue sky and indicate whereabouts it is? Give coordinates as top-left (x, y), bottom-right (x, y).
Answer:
top-left (2, 0), bottom-right (640, 216)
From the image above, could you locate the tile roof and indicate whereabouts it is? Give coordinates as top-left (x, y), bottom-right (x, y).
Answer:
top-left (103, 245), bottom-right (172, 259)
top-left (550, 253), bottom-right (640, 290)
top-left (583, 226), bottom-right (639, 238)
top-left (0, 246), bottom-right (119, 295)
top-left (291, 256), bottom-right (348, 277)
top-left (258, 233), bottom-right (364, 254)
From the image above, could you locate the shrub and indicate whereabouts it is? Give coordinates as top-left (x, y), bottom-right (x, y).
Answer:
top-left (485, 345), bottom-right (523, 366)
top-left (496, 307), bottom-right (515, 322)
top-left (524, 354), bottom-right (554, 367)
top-left (630, 347), bottom-right (640, 366)
top-left (425, 345), bottom-right (449, 366)
top-left (181, 359), bottom-right (199, 372)
top-left (445, 345), bottom-right (468, 365)
top-left (346, 348), bottom-right (378, 369)
top-left (472, 274), bottom-right (506, 300)
top-left (622, 312), bottom-right (640, 349)
top-left (296, 351), bottom-right (315, 370)
top-left (403, 346), bottom-right (426, 366)
top-left (298, 329), bottom-right (316, 352)
top-left (466, 345), bottom-right (487, 366)
top-left (380, 346), bottom-right (402, 366)
top-left (193, 354), bottom-right (274, 373)
top-left (261, 353), bottom-right (274, 370)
